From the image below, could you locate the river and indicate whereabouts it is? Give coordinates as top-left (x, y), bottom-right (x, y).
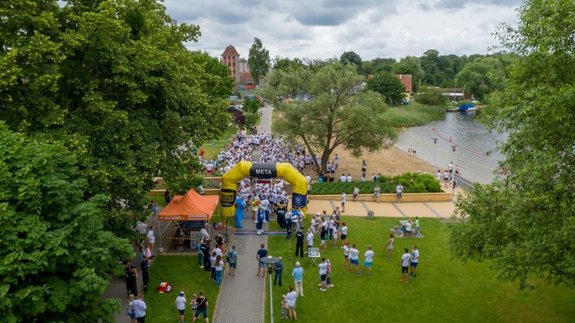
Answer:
top-left (396, 112), bottom-right (507, 184)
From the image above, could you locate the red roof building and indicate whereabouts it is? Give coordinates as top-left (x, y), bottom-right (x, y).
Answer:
top-left (396, 74), bottom-right (413, 93)
top-left (221, 45), bottom-right (240, 83)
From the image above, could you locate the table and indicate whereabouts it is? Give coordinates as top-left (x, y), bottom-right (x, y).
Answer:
top-left (307, 247), bottom-right (320, 265)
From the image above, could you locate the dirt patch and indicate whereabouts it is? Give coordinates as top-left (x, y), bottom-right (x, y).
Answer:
top-left (314, 146), bottom-right (436, 180)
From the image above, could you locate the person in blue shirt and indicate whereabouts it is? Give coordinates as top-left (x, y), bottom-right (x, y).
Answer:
top-left (274, 257), bottom-right (283, 287)
top-left (234, 196), bottom-right (245, 229)
top-left (292, 261), bottom-right (304, 297)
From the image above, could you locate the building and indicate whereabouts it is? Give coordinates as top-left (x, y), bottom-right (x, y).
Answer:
top-left (221, 45), bottom-right (256, 90)
top-left (221, 45), bottom-right (240, 84)
top-left (396, 74), bottom-right (413, 101)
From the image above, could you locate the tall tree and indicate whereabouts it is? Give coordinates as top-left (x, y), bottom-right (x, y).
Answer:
top-left (262, 63), bottom-right (396, 174)
top-left (455, 56), bottom-right (506, 100)
top-left (449, 0), bottom-right (575, 288)
top-left (248, 37), bottom-right (271, 86)
top-left (340, 51), bottom-right (363, 73)
top-left (367, 72), bottom-right (405, 106)
top-left (0, 123), bottom-right (132, 322)
top-left (0, 0), bottom-right (231, 235)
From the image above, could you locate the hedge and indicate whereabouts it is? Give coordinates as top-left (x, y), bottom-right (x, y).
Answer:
top-left (310, 172), bottom-right (441, 195)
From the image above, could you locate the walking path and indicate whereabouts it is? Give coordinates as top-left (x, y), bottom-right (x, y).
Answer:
top-left (213, 105), bottom-right (274, 323)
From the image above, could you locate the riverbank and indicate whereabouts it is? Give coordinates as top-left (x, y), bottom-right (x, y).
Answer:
top-left (325, 145), bottom-right (436, 180)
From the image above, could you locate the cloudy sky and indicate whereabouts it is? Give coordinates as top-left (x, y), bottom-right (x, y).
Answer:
top-left (164, 0), bottom-right (522, 61)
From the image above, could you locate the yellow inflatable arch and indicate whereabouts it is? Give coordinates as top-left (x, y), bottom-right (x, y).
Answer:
top-left (220, 161), bottom-right (308, 216)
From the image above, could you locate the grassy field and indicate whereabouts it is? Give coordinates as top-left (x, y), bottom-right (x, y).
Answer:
top-left (145, 255), bottom-right (220, 323)
top-left (202, 125), bottom-right (238, 160)
top-left (387, 103), bottom-right (446, 127)
top-left (265, 217), bottom-right (575, 323)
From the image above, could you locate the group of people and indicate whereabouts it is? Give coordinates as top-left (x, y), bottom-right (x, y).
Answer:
top-left (436, 161), bottom-right (460, 194)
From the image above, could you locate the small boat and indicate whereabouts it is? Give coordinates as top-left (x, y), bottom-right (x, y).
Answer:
top-left (447, 103), bottom-right (476, 112)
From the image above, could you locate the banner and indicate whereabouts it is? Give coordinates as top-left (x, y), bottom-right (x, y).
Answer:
top-left (291, 193), bottom-right (307, 208)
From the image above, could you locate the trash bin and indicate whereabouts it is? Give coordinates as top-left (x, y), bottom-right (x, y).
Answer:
top-left (367, 211), bottom-right (374, 218)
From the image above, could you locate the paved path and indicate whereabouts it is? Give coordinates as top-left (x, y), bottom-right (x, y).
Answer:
top-left (213, 220), bottom-right (268, 323)
top-left (307, 200), bottom-right (455, 219)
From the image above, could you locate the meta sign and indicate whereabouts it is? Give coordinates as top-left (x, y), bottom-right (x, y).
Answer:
top-left (249, 163), bottom-right (277, 179)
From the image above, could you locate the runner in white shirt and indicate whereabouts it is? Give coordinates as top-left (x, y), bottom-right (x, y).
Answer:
top-left (363, 246), bottom-right (375, 275)
top-left (342, 242), bottom-right (351, 271)
top-left (349, 244), bottom-right (360, 274)
top-left (340, 192), bottom-right (346, 213)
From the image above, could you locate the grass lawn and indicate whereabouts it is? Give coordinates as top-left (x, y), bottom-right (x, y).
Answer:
top-left (146, 255), bottom-right (220, 323)
top-left (202, 125), bottom-right (238, 160)
top-left (387, 103), bottom-right (446, 127)
top-left (265, 217), bottom-right (575, 323)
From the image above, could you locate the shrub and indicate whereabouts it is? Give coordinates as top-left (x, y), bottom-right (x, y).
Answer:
top-left (310, 173), bottom-right (441, 195)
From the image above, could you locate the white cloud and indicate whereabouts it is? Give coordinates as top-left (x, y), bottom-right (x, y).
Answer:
top-left (165, 0), bottom-right (521, 60)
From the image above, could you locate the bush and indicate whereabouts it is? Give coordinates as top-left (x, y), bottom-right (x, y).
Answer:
top-left (415, 87), bottom-right (449, 106)
top-left (310, 173), bottom-right (441, 195)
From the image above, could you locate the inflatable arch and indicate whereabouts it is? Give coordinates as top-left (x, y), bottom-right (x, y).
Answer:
top-left (220, 161), bottom-right (308, 217)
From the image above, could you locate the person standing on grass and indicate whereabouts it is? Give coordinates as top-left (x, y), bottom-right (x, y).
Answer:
top-left (295, 229), bottom-right (304, 258)
top-left (386, 234), bottom-right (395, 258)
top-left (286, 285), bottom-right (298, 320)
top-left (133, 293), bottom-right (147, 323)
top-left (209, 251), bottom-right (217, 281)
top-left (363, 245), bottom-right (374, 276)
top-left (306, 228), bottom-right (314, 254)
top-left (349, 244), bottom-right (360, 274)
top-left (340, 191), bottom-right (346, 212)
top-left (342, 241), bottom-right (350, 271)
top-left (395, 183), bottom-right (404, 203)
top-left (320, 218), bottom-right (328, 250)
top-left (256, 243), bottom-right (268, 278)
top-left (192, 290), bottom-right (209, 323)
top-left (274, 256), bottom-right (283, 287)
top-left (292, 261), bottom-right (304, 297)
top-left (214, 255), bottom-right (224, 286)
top-left (410, 245), bottom-right (420, 277)
top-left (339, 222), bottom-right (348, 244)
top-left (197, 239), bottom-right (204, 269)
top-left (175, 291), bottom-right (186, 323)
top-left (401, 248), bottom-right (411, 284)
top-left (227, 245), bottom-right (238, 276)
top-left (319, 257), bottom-right (328, 291)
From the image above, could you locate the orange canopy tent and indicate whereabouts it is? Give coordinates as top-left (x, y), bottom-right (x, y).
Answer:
top-left (159, 189), bottom-right (219, 221)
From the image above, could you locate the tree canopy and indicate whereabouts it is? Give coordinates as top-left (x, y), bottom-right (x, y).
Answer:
top-left (0, 0), bottom-right (232, 235)
top-left (367, 72), bottom-right (405, 106)
top-left (248, 37), bottom-right (271, 85)
top-left (262, 63), bottom-right (396, 174)
top-left (0, 123), bottom-right (132, 322)
top-left (449, 0), bottom-right (575, 288)
top-left (340, 51), bottom-right (363, 72)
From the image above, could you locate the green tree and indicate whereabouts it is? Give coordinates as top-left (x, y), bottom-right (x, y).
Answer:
top-left (0, 0), bottom-right (231, 232)
top-left (272, 56), bottom-right (305, 71)
top-left (455, 56), bottom-right (505, 101)
top-left (263, 63), bottom-right (396, 174)
top-left (0, 123), bottom-right (132, 322)
top-left (248, 37), bottom-right (271, 86)
top-left (449, 0), bottom-right (575, 288)
top-left (367, 73), bottom-right (405, 106)
top-left (340, 51), bottom-right (363, 73)
top-left (362, 58), bottom-right (393, 76)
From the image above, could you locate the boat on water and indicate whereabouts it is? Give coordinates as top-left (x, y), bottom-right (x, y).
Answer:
top-left (447, 103), bottom-right (477, 113)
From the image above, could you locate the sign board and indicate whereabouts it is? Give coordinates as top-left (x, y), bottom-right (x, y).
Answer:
top-left (291, 193), bottom-right (307, 208)
top-left (249, 163), bottom-right (277, 179)
top-left (220, 189), bottom-right (236, 208)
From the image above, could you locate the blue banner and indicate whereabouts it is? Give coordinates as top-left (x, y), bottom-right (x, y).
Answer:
top-left (291, 193), bottom-right (307, 208)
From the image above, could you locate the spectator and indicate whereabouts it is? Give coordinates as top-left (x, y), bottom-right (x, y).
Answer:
top-left (274, 257), bottom-right (283, 287)
top-left (292, 262), bottom-right (304, 297)
top-left (133, 293), bottom-right (147, 323)
top-left (286, 285), bottom-right (298, 321)
top-left (175, 291), bottom-right (186, 323)
top-left (227, 246), bottom-right (238, 276)
top-left (256, 244), bottom-right (268, 278)
top-left (192, 290), bottom-right (209, 323)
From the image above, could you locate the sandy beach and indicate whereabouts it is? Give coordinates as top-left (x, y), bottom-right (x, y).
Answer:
top-left (313, 145), bottom-right (436, 180)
